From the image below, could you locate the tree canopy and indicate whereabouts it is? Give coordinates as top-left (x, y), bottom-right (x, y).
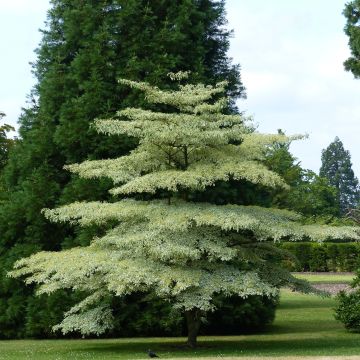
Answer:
top-left (263, 132), bottom-right (340, 218)
top-left (343, 0), bottom-right (360, 78)
top-left (11, 75), bottom-right (360, 347)
top-left (320, 137), bottom-right (359, 214)
top-left (0, 0), bottom-right (246, 338)
top-left (0, 112), bottom-right (15, 172)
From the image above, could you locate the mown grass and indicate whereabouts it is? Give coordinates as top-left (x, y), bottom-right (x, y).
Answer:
top-left (1, 290), bottom-right (360, 359)
top-left (293, 273), bottom-right (354, 284)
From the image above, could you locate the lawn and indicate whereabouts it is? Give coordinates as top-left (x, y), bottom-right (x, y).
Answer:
top-left (293, 273), bottom-right (354, 284)
top-left (1, 290), bottom-right (360, 360)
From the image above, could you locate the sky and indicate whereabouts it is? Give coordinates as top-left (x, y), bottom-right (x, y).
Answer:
top-left (0, 0), bottom-right (359, 175)
top-left (226, 0), bottom-right (360, 175)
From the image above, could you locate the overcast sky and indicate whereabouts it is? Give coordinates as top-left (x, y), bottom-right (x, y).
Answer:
top-left (0, 1), bottom-right (359, 176)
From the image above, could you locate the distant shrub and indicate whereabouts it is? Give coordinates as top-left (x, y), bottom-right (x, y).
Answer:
top-left (335, 290), bottom-right (360, 332)
top-left (335, 270), bottom-right (360, 331)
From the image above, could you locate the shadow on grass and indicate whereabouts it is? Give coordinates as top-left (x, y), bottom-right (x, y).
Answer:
top-left (76, 334), bottom-right (360, 357)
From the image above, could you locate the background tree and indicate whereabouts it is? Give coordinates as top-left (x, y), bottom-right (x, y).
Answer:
top-left (343, 0), bottom-right (360, 78)
top-left (0, 0), bottom-right (246, 338)
top-left (263, 129), bottom-right (303, 208)
top-left (0, 112), bottom-right (16, 206)
top-left (260, 130), bottom-right (339, 218)
top-left (336, 0), bottom-right (360, 321)
top-left (319, 137), bottom-right (359, 215)
top-left (346, 208), bottom-right (360, 224)
top-left (0, 112), bottom-right (15, 172)
top-left (286, 170), bottom-right (340, 219)
top-left (11, 75), bottom-right (359, 348)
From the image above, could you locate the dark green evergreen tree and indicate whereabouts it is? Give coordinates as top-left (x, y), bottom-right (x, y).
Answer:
top-left (320, 137), bottom-right (359, 215)
top-left (0, 0), bottom-right (246, 338)
top-left (343, 0), bottom-right (360, 78)
top-left (0, 112), bottom-right (15, 172)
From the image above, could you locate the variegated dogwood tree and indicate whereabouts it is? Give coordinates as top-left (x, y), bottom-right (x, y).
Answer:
top-left (10, 73), bottom-right (359, 347)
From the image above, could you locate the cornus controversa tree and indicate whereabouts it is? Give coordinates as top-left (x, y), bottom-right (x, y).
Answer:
top-left (11, 74), bottom-right (359, 348)
top-left (0, 0), bottom-right (245, 338)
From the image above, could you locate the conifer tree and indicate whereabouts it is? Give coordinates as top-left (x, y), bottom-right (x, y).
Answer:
top-left (11, 74), bottom-right (359, 348)
top-left (0, 0), bottom-right (245, 338)
top-left (320, 137), bottom-right (359, 214)
top-left (343, 0), bottom-right (360, 78)
top-left (0, 112), bottom-right (15, 171)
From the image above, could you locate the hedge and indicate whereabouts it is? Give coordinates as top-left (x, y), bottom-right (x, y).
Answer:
top-left (279, 242), bottom-right (360, 272)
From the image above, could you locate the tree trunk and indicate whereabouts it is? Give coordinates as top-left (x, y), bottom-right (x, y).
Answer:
top-left (185, 309), bottom-right (201, 348)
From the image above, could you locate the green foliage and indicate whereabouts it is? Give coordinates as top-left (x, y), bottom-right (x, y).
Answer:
top-left (202, 294), bottom-right (278, 335)
top-left (10, 76), bottom-right (359, 347)
top-left (335, 290), bottom-right (360, 332)
top-left (320, 137), bottom-right (359, 214)
top-left (110, 294), bottom-right (184, 337)
top-left (347, 208), bottom-right (360, 225)
top-left (263, 131), bottom-right (339, 217)
top-left (286, 171), bottom-right (340, 217)
top-left (0, 112), bottom-right (16, 172)
top-left (109, 293), bottom-right (277, 337)
top-left (279, 242), bottom-right (360, 272)
top-left (264, 130), bottom-right (303, 203)
top-left (308, 246), bottom-right (328, 272)
top-left (335, 269), bottom-right (360, 332)
top-left (343, 0), bottom-right (360, 78)
top-left (0, 0), bottom-right (246, 338)
top-left (23, 291), bottom-right (79, 339)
